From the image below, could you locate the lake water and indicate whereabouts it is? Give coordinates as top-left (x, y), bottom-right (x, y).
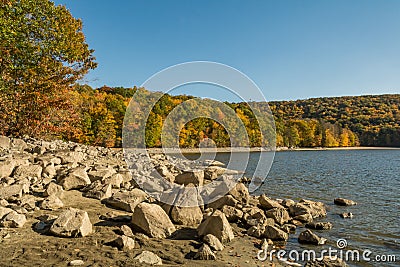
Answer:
top-left (188, 149), bottom-right (400, 266)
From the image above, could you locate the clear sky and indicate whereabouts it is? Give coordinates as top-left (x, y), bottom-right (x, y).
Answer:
top-left (53, 0), bottom-right (400, 101)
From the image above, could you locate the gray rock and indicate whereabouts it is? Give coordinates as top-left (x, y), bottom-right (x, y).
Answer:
top-left (207, 195), bottom-right (238, 210)
top-left (43, 182), bottom-right (64, 197)
top-left (58, 151), bottom-right (85, 164)
top-left (88, 167), bottom-right (116, 182)
top-left (134, 251), bottom-right (162, 265)
top-left (298, 229), bottom-right (327, 245)
top-left (40, 195), bottom-right (64, 210)
top-left (263, 225), bottom-right (289, 241)
top-left (104, 189), bottom-right (148, 212)
top-left (0, 136), bottom-right (11, 149)
top-left (204, 166), bottom-right (227, 180)
top-left (221, 205), bottom-right (243, 222)
top-left (293, 213), bottom-right (314, 223)
top-left (175, 170), bottom-right (204, 186)
top-left (340, 212), bottom-right (354, 219)
top-left (11, 138), bottom-right (27, 150)
top-left (50, 208), bottom-right (92, 237)
top-left (120, 225), bottom-right (134, 237)
top-left (0, 184), bottom-right (27, 201)
top-left (265, 207), bottom-right (290, 225)
top-left (334, 198), bottom-right (357, 206)
top-left (170, 205), bottom-right (203, 226)
top-left (0, 207), bottom-right (13, 220)
top-left (300, 199), bottom-right (327, 218)
top-left (83, 181), bottom-right (112, 200)
top-left (113, 235), bottom-right (135, 250)
top-left (306, 221), bottom-right (333, 230)
top-left (194, 244), bottom-right (216, 260)
top-left (197, 210), bottom-right (234, 243)
top-left (59, 167), bottom-right (91, 190)
top-left (259, 195), bottom-right (285, 210)
top-left (131, 202), bottom-right (176, 238)
top-left (228, 182), bottom-right (250, 204)
top-left (0, 210), bottom-right (27, 228)
top-left (13, 164), bottom-right (42, 179)
top-left (203, 234), bottom-right (224, 251)
top-left (69, 260), bottom-right (85, 266)
top-left (0, 160), bottom-right (15, 178)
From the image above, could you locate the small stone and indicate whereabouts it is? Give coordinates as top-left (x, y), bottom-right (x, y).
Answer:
top-left (69, 260), bottom-right (85, 266)
top-left (298, 229), bottom-right (327, 245)
top-left (306, 222), bottom-right (333, 230)
top-left (120, 225), bottom-right (134, 237)
top-left (40, 195), bottom-right (64, 210)
top-left (203, 234), bottom-right (224, 251)
top-left (334, 198), bottom-right (357, 206)
top-left (114, 235), bottom-right (135, 250)
top-left (340, 212), bottom-right (354, 219)
top-left (194, 244), bottom-right (216, 260)
top-left (134, 251), bottom-right (162, 265)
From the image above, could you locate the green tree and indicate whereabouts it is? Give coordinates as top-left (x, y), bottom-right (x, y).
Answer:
top-left (0, 0), bottom-right (96, 138)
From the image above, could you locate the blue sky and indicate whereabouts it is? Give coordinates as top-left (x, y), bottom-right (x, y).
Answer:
top-left (54, 0), bottom-right (400, 101)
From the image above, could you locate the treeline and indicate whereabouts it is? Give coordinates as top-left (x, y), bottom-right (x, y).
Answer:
top-left (60, 85), bottom-right (365, 148)
top-left (264, 94), bottom-right (400, 147)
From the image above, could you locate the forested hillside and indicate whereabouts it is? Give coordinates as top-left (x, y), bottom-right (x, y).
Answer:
top-left (46, 85), bottom-right (399, 148)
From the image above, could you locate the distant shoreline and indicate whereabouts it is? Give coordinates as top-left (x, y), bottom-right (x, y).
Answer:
top-left (141, 146), bottom-right (400, 154)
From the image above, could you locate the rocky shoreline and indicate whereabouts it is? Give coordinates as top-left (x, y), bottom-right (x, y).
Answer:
top-left (0, 136), bottom-right (353, 266)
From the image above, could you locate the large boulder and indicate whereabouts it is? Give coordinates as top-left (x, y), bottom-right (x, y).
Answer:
top-left (13, 164), bottom-right (42, 179)
top-left (0, 210), bottom-right (27, 228)
top-left (87, 167), bottom-right (116, 182)
top-left (131, 203), bottom-right (176, 238)
top-left (40, 195), bottom-right (64, 210)
top-left (207, 195), bottom-right (238, 210)
top-left (0, 160), bottom-right (16, 178)
top-left (298, 229), bottom-right (327, 245)
top-left (104, 189), bottom-right (148, 212)
top-left (300, 199), bottom-right (327, 218)
top-left (59, 167), bottom-right (91, 190)
top-left (265, 207), bottom-right (290, 225)
top-left (228, 182), bottom-right (250, 204)
top-left (174, 170), bottom-right (204, 186)
top-left (58, 151), bottom-right (85, 164)
top-left (263, 225), bottom-right (289, 241)
top-left (204, 166), bottom-right (227, 180)
top-left (170, 205), bottom-right (203, 227)
top-left (221, 205), bottom-right (243, 223)
top-left (258, 195), bottom-right (284, 210)
top-left (43, 182), bottom-right (64, 197)
top-left (49, 208), bottom-right (93, 237)
top-left (0, 184), bottom-right (28, 201)
top-left (83, 181), bottom-right (112, 200)
top-left (197, 210), bottom-right (234, 243)
top-left (334, 198), bottom-right (357, 206)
